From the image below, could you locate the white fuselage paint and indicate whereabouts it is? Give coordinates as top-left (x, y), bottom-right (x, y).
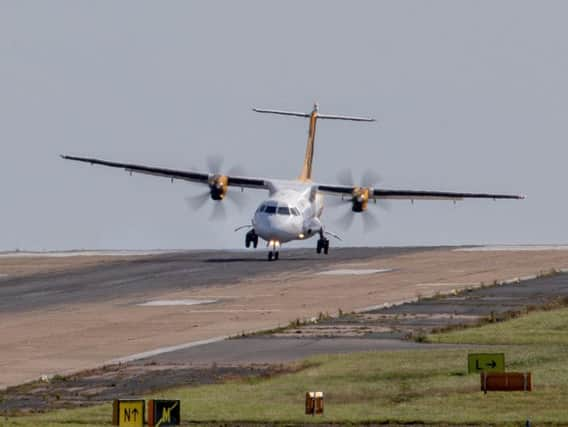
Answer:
top-left (251, 180), bottom-right (325, 243)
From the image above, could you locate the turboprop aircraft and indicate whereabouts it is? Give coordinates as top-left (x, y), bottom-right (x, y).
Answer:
top-left (61, 103), bottom-right (524, 261)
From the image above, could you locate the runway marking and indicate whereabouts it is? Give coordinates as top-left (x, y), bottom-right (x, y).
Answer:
top-left (455, 245), bottom-right (568, 252)
top-left (138, 299), bottom-right (217, 307)
top-left (0, 250), bottom-right (176, 258)
top-left (108, 336), bottom-right (230, 364)
top-left (317, 268), bottom-right (393, 276)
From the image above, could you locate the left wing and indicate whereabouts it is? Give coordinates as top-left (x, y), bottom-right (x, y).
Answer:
top-left (61, 155), bottom-right (268, 190)
top-left (317, 184), bottom-right (525, 201)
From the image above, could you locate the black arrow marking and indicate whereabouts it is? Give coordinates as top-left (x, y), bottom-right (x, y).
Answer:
top-left (132, 408), bottom-right (139, 421)
top-left (486, 360), bottom-right (497, 368)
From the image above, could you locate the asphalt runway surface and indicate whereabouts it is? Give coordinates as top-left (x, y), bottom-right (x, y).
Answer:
top-left (137, 337), bottom-right (439, 366)
top-left (0, 247), bottom-right (430, 313)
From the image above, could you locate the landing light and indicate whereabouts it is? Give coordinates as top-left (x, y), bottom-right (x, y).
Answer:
top-left (298, 233), bottom-right (305, 239)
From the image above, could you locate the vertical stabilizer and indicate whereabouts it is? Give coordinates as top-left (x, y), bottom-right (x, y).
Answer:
top-left (299, 103), bottom-right (319, 181)
top-left (252, 103), bottom-right (375, 182)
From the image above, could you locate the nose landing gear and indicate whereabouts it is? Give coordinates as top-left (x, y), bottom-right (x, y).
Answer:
top-left (245, 229), bottom-right (259, 248)
top-left (316, 229), bottom-right (329, 255)
top-left (268, 240), bottom-right (280, 261)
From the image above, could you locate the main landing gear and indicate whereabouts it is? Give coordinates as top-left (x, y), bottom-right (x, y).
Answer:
top-left (316, 229), bottom-right (329, 255)
top-left (316, 238), bottom-right (329, 254)
top-left (268, 240), bottom-right (280, 261)
top-left (245, 229), bottom-right (259, 248)
top-left (316, 228), bottom-right (329, 255)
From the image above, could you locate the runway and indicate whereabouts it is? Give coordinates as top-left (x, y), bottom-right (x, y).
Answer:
top-left (1, 246), bottom-right (567, 390)
top-left (0, 247), bottom-right (420, 313)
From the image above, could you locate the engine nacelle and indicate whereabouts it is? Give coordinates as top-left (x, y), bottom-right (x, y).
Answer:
top-left (208, 174), bottom-right (229, 200)
top-left (351, 187), bottom-right (371, 212)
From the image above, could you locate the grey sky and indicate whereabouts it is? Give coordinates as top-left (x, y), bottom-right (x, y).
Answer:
top-left (1, 1), bottom-right (566, 250)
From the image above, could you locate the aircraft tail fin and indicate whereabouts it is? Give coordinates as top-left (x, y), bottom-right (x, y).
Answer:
top-left (253, 103), bottom-right (375, 182)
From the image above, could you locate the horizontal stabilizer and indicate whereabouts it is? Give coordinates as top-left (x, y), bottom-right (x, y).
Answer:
top-left (252, 108), bottom-right (309, 118)
top-left (252, 107), bottom-right (375, 122)
top-left (317, 113), bottom-right (375, 122)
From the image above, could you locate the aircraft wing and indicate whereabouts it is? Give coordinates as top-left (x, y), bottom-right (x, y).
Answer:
top-left (317, 184), bottom-right (525, 201)
top-left (60, 155), bottom-right (268, 190)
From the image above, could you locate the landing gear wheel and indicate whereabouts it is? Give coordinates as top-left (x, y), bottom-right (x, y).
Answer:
top-left (268, 251), bottom-right (273, 261)
top-left (317, 238), bottom-right (329, 254)
top-left (274, 251), bottom-right (279, 261)
top-left (245, 229), bottom-right (258, 249)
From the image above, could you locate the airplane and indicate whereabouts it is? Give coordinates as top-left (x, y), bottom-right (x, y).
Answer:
top-left (61, 103), bottom-right (525, 261)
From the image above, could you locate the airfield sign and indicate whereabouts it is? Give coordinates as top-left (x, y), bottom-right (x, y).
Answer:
top-left (468, 353), bottom-right (505, 374)
top-left (112, 399), bottom-right (144, 427)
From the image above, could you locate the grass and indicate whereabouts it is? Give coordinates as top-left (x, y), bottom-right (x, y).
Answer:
top-left (6, 308), bottom-right (568, 426)
top-left (428, 305), bottom-right (568, 346)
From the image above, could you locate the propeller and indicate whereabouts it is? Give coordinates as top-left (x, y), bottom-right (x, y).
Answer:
top-left (184, 155), bottom-right (249, 220)
top-left (330, 168), bottom-right (390, 231)
top-left (334, 206), bottom-right (380, 232)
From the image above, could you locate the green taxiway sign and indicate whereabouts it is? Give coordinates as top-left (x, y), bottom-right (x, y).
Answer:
top-left (468, 353), bottom-right (505, 374)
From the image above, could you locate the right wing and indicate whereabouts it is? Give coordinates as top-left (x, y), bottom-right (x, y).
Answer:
top-left (317, 183), bottom-right (525, 201)
top-left (60, 155), bottom-right (268, 190)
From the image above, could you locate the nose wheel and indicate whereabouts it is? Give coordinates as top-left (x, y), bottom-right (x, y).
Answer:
top-left (268, 240), bottom-right (280, 261)
top-left (245, 229), bottom-right (259, 248)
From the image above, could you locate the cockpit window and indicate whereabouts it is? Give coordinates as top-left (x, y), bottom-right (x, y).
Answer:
top-left (291, 207), bottom-right (300, 216)
top-left (264, 205), bottom-right (277, 214)
top-left (277, 206), bottom-right (290, 215)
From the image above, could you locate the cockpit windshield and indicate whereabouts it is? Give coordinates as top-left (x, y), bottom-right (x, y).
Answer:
top-left (257, 202), bottom-right (300, 216)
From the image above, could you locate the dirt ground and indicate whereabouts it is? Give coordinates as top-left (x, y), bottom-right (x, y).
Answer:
top-left (1, 247), bottom-right (567, 392)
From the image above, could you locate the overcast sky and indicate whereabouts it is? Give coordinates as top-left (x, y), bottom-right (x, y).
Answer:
top-left (1, 1), bottom-right (566, 251)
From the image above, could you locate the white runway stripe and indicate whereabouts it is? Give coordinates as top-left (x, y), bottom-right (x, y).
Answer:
top-left (317, 268), bottom-right (393, 276)
top-left (138, 299), bottom-right (217, 306)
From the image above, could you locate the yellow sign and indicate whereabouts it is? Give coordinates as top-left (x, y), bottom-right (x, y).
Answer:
top-left (468, 353), bottom-right (505, 374)
top-left (113, 400), bottom-right (144, 427)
